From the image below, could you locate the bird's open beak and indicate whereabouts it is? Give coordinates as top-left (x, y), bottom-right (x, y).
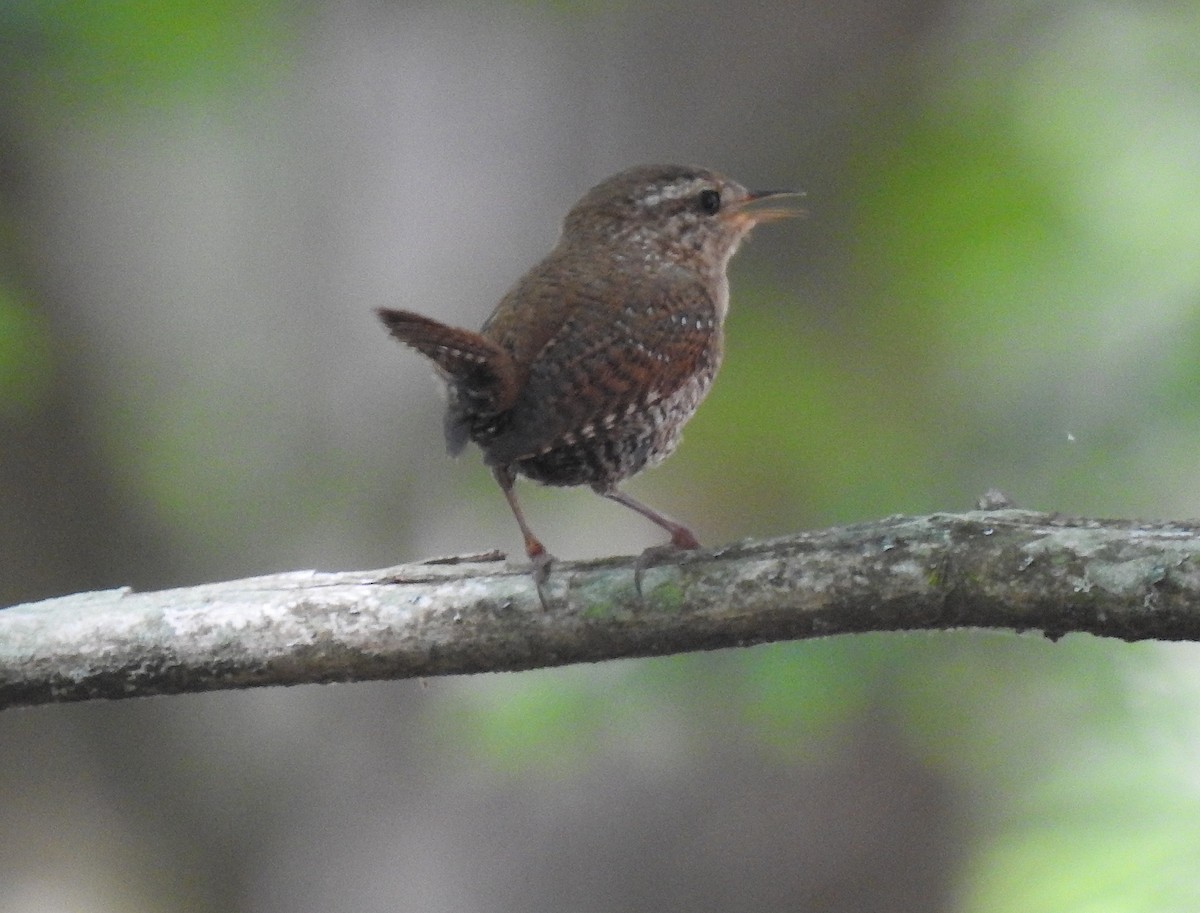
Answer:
top-left (723, 189), bottom-right (806, 226)
top-left (745, 189), bottom-right (806, 222)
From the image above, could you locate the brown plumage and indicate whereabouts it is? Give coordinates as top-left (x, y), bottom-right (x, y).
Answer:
top-left (378, 164), bottom-right (798, 593)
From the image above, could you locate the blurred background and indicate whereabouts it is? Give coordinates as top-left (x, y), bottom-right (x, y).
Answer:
top-left (2, 0), bottom-right (1200, 910)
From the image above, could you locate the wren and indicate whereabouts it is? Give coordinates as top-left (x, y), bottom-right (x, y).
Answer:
top-left (378, 164), bottom-right (798, 594)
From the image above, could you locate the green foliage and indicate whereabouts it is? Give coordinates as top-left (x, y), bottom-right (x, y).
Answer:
top-left (440, 662), bottom-right (664, 777)
top-left (682, 294), bottom-right (941, 531)
top-left (964, 751), bottom-right (1200, 913)
top-left (0, 280), bottom-right (52, 419)
top-left (7, 0), bottom-right (291, 112)
top-left (443, 631), bottom-right (1200, 907)
top-left (842, 2), bottom-right (1200, 519)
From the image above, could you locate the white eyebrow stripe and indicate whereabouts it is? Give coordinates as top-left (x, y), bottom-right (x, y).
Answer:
top-left (638, 179), bottom-right (707, 208)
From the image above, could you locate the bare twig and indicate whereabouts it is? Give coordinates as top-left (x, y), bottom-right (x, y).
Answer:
top-left (4, 509), bottom-right (1200, 711)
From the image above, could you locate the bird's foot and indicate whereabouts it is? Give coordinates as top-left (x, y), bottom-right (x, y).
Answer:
top-left (669, 527), bottom-right (701, 550)
top-left (633, 537), bottom-right (701, 603)
top-left (529, 548), bottom-right (555, 610)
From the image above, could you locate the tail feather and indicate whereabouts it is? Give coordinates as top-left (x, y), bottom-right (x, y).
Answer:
top-left (376, 308), bottom-right (518, 417)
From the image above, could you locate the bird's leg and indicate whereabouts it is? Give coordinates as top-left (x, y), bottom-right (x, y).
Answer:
top-left (494, 466), bottom-right (553, 608)
top-left (594, 485), bottom-right (701, 549)
top-left (593, 485), bottom-right (701, 600)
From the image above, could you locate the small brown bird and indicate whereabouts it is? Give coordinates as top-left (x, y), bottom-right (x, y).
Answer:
top-left (378, 164), bottom-right (797, 591)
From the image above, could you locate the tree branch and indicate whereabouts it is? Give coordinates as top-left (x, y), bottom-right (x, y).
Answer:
top-left (4, 509), bottom-right (1200, 711)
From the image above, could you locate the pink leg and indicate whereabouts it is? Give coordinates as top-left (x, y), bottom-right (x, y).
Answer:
top-left (595, 486), bottom-right (701, 550)
top-left (494, 467), bottom-right (553, 607)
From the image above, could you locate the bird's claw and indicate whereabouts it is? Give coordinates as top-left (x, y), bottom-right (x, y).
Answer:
top-left (530, 550), bottom-right (555, 610)
top-left (633, 542), bottom-right (696, 603)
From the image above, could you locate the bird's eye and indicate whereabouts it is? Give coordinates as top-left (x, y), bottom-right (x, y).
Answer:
top-left (697, 188), bottom-right (721, 215)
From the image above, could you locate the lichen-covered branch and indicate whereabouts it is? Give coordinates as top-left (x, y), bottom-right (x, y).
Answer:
top-left (4, 509), bottom-right (1200, 711)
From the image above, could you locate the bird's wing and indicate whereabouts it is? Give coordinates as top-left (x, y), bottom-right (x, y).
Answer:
top-left (485, 273), bottom-right (721, 465)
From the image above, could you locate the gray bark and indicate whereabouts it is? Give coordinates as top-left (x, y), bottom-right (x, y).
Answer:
top-left (4, 509), bottom-right (1200, 711)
